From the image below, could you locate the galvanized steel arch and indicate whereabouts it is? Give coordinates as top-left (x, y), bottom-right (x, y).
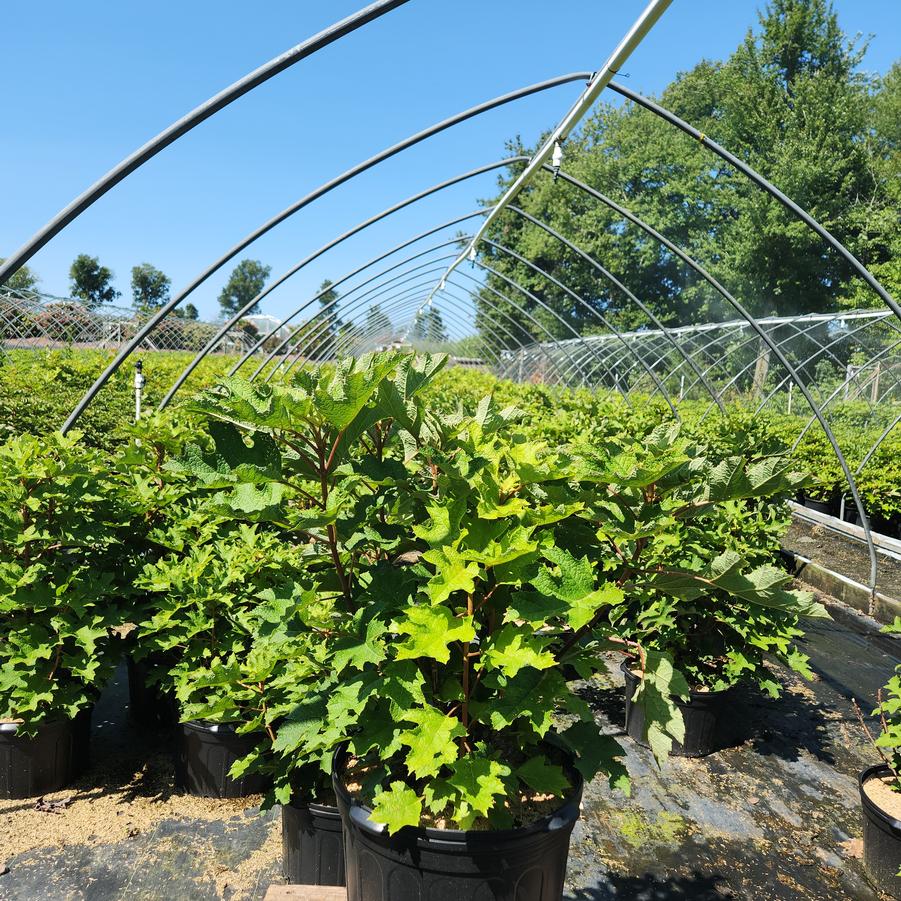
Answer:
top-left (158, 156), bottom-right (531, 409)
top-left (59, 71), bottom-right (595, 432)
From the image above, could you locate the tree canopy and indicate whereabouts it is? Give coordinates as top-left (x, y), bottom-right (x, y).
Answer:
top-left (131, 262), bottom-right (171, 313)
top-left (474, 0), bottom-right (899, 344)
top-left (217, 259), bottom-right (271, 317)
top-left (69, 254), bottom-right (120, 310)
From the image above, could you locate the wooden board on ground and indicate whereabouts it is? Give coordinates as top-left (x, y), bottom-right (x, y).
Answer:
top-left (264, 886), bottom-right (347, 901)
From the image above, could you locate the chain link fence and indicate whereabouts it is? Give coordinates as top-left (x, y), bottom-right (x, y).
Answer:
top-left (0, 288), bottom-right (278, 355)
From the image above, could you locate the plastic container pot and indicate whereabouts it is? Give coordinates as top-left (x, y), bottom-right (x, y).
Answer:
top-left (333, 744), bottom-right (582, 901)
top-left (860, 763), bottom-right (901, 899)
top-left (622, 661), bottom-right (733, 758)
top-left (842, 506), bottom-right (862, 526)
top-left (282, 799), bottom-right (346, 886)
top-left (175, 721), bottom-right (271, 798)
top-left (126, 655), bottom-right (178, 728)
top-left (803, 495), bottom-right (837, 516)
top-left (0, 709), bottom-right (92, 800)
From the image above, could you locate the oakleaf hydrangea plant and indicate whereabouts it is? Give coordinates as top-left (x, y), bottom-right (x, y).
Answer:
top-left (0, 432), bottom-right (125, 728)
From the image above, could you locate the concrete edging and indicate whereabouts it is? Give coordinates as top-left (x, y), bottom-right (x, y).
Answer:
top-left (781, 548), bottom-right (901, 624)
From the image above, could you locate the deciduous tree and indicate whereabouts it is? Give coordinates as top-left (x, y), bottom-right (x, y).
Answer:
top-left (69, 254), bottom-right (120, 310)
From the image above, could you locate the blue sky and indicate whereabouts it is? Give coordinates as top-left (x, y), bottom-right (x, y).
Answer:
top-left (2, 0), bottom-right (898, 336)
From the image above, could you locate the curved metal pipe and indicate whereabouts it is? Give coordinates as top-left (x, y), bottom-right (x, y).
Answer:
top-left (467, 261), bottom-right (603, 391)
top-left (254, 239), bottom-right (478, 381)
top-left (278, 260), bottom-right (576, 385)
top-left (456, 272), bottom-right (597, 389)
top-left (314, 290), bottom-right (497, 362)
top-left (608, 81), bottom-right (901, 323)
top-left (0, 0), bottom-right (413, 288)
top-left (159, 156), bottom-right (530, 408)
top-left (62, 71), bottom-right (593, 431)
top-left (792, 338), bottom-right (901, 449)
top-left (482, 237), bottom-right (678, 416)
top-left (855, 412), bottom-right (901, 477)
top-left (241, 217), bottom-right (490, 379)
top-left (282, 278), bottom-right (568, 387)
top-left (508, 198), bottom-right (723, 410)
top-left (273, 268), bottom-right (462, 375)
top-left (753, 314), bottom-right (900, 415)
top-left (314, 289), bottom-right (512, 368)
top-left (281, 265), bottom-right (580, 388)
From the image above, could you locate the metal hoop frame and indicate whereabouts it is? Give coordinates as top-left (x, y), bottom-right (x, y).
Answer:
top-left (1, 3), bottom-right (898, 604)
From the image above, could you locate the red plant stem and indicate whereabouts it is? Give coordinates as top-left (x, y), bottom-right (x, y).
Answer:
top-left (461, 593), bottom-right (474, 731)
top-left (325, 430), bottom-right (345, 474)
top-left (47, 644), bottom-right (63, 681)
top-left (854, 694), bottom-right (901, 785)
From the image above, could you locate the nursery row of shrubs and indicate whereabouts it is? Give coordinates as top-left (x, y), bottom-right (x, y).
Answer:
top-left (3, 348), bottom-right (900, 536)
top-left (422, 369), bottom-right (901, 538)
top-left (3, 350), bottom-right (847, 899)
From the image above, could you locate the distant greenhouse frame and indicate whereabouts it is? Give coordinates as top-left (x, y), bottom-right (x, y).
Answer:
top-left (0, 0), bottom-right (898, 606)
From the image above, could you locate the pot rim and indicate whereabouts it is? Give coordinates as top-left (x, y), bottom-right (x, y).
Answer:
top-left (332, 741), bottom-right (583, 843)
top-left (182, 719), bottom-right (251, 734)
top-left (860, 763), bottom-right (901, 835)
top-left (0, 706), bottom-right (93, 734)
top-left (620, 658), bottom-right (733, 699)
top-left (285, 796), bottom-right (341, 817)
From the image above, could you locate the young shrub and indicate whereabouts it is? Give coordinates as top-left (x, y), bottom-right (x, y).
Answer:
top-left (155, 351), bottom-right (450, 804)
top-left (0, 432), bottom-right (124, 727)
top-left (288, 395), bottom-right (632, 833)
top-left (860, 618), bottom-right (901, 785)
top-left (575, 423), bottom-right (829, 753)
top-left (134, 527), bottom-right (318, 737)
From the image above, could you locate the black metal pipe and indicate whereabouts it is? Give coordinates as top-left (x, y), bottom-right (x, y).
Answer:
top-left (61, 72), bottom-right (592, 432)
top-left (0, 0), bottom-right (413, 288)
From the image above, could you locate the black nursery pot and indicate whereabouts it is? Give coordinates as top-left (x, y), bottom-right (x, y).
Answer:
top-left (622, 661), bottom-right (733, 758)
top-left (860, 764), bottom-right (901, 899)
top-left (175, 721), bottom-right (271, 798)
top-left (803, 495), bottom-right (838, 516)
top-left (332, 744), bottom-right (582, 901)
top-left (282, 798), bottom-right (346, 886)
top-left (126, 655), bottom-right (178, 728)
top-left (843, 505), bottom-right (862, 526)
top-left (0, 708), bottom-right (92, 800)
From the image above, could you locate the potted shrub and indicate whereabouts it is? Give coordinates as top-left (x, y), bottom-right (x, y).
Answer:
top-left (167, 352), bottom-right (449, 882)
top-left (278, 394), bottom-right (641, 901)
top-left (855, 618), bottom-right (901, 899)
top-left (793, 431), bottom-right (843, 516)
top-left (107, 409), bottom-right (212, 727)
top-left (0, 431), bottom-right (124, 798)
top-left (134, 526), bottom-right (306, 798)
top-left (571, 424), bottom-right (829, 757)
top-left (857, 438), bottom-right (901, 539)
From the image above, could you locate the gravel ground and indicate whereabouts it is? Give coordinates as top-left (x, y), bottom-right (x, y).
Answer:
top-left (784, 518), bottom-right (901, 600)
top-left (1, 596), bottom-right (898, 901)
